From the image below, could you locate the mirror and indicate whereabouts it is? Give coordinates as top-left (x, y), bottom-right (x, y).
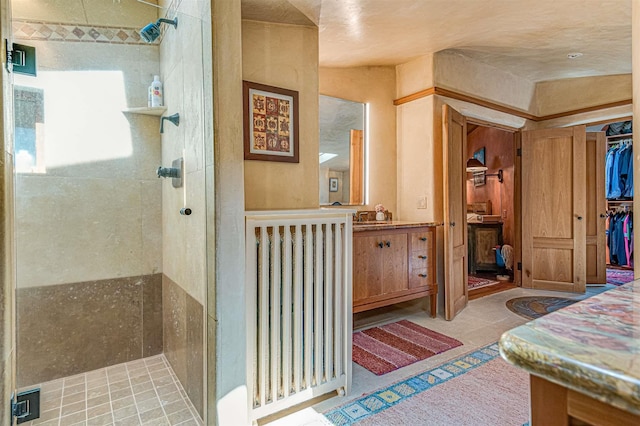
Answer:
top-left (319, 95), bottom-right (366, 205)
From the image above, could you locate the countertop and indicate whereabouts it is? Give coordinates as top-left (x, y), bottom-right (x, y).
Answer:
top-left (352, 220), bottom-right (442, 232)
top-left (499, 281), bottom-right (640, 415)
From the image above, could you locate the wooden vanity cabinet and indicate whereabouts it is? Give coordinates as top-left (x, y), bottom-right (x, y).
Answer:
top-left (353, 226), bottom-right (437, 317)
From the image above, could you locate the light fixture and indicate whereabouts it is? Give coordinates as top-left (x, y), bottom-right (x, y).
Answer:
top-left (466, 158), bottom-right (488, 172)
top-left (486, 169), bottom-right (504, 183)
top-left (319, 152), bottom-right (337, 164)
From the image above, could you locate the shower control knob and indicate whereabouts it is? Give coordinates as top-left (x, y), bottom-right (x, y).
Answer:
top-left (180, 208), bottom-right (192, 216)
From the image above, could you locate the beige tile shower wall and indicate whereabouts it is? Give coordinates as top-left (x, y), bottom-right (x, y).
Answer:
top-left (17, 274), bottom-right (163, 387)
top-left (162, 275), bottom-right (204, 418)
top-left (242, 20), bottom-right (319, 210)
top-left (13, 40), bottom-right (162, 288)
top-left (159, 4), bottom-right (207, 306)
top-left (320, 66), bottom-right (397, 213)
top-left (157, 2), bottom-right (208, 419)
top-left (11, 0), bottom-right (158, 28)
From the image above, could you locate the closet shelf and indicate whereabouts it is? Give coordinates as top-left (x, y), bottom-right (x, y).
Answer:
top-left (605, 133), bottom-right (633, 141)
top-left (122, 106), bottom-right (167, 116)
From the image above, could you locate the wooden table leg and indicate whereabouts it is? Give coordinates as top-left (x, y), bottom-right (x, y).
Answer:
top-left (530, 375), bottom-right (569, 426)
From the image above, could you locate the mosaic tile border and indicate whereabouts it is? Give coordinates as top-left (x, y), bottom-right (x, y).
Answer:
top-left (12, 0), bottom-right (184, 45)
top-left (12, 20), bottom-right (152, 45)
top-left (324, 343), bottom-right (503, 425)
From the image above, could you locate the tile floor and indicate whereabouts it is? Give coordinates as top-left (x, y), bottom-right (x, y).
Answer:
top-left (20, 354), bottom-right (203, 426)
top-left (264, 284), bottom-right (615, 425)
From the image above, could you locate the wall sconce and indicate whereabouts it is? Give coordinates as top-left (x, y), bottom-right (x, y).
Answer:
top-left (466, 158), bottom-right (488, 172)
top-left (486, 169), bottom-right (504, 183)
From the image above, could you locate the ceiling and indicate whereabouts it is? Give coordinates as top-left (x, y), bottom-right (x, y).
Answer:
top-left (243, 0), bottom-right (632, 83)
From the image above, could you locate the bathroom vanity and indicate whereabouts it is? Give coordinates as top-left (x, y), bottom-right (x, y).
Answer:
top-left (352, 222), bottom-right (439, 317)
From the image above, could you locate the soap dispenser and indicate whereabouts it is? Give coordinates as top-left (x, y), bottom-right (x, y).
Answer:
top-left (150, 75), bottom-right (163, 107)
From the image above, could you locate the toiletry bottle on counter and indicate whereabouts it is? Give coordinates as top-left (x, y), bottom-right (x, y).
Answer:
top-left (150, 75), bottom-right (163, 107)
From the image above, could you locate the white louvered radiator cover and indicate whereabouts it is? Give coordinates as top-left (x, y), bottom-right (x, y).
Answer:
top-left (245, 210), bottom-right (353, 421)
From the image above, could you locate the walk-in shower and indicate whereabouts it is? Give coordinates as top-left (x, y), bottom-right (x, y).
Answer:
top-left (9, 0), bottom-right (212, 424)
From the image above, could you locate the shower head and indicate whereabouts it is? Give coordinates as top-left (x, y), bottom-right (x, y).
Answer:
top-left (139, 17), bottom-right (178, 43)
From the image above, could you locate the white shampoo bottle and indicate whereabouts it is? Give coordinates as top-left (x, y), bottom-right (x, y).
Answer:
top-left (150, 75), bottom-right (163, 107)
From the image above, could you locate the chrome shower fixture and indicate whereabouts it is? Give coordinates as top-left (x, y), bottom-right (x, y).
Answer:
top-left (139, 17), bottom-right (178, 43)
top-left (160, 113), bottom-right (180, 133)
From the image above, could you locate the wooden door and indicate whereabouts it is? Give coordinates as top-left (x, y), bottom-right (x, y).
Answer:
top-left (585, 132), bottom-right (607, 284)
top-left (521, 126), bottom-right (586, 292)
top-left (349, 129), bottom-right (364, 205)
top-left (443, 105), bottom-right (468, 320)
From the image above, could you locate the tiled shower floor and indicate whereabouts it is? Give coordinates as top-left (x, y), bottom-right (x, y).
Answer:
top-left (21, 355), bottom-right (203, 426)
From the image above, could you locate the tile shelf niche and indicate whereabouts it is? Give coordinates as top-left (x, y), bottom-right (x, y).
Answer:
top-left (122, 106), bottom-right (167, 116)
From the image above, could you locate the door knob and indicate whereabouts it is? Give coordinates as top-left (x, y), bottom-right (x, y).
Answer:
top-left (600, 214), bottom-right (606, 218)
top-left (418, 274), bottom-right (427, 278)
top-left (420, 237), bottom-right (427, 241)
top-left (385, 241), bottom-right (391, 247)
top-left (378, 242), bottom-right (384, 248)
top-left (418, 255), bottom-right (427, 259)
top-left (577, 216), bottom-right (583, 220)
top-left (450, 221), bottom-right (456, 227)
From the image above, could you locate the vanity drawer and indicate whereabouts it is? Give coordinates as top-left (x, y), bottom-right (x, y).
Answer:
top-left (411, 252), bottom-right (429, 268)
top-left (409, 268), bottom-right (432, 289)
top-left (411, 231), bottom-right (433, 252)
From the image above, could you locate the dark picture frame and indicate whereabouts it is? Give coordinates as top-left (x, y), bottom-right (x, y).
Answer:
top-left (329, 177), bottom-right (338, 192)
top-left (243, 80), bottom-right (299, 163)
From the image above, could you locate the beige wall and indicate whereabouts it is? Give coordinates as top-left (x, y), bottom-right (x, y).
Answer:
top-left (212, 0), bottom-right (248, 423)
top-left (320, 66), bottom-right (397, 214)
top-left (396, 96), bottom-right (440, 222)
top-left (396, 54), bottom-right (434, 99)
top-left (434, 50), bottom-right (537, 113)
top-left (535, 74), bottom-right (632, 116)
top-left (243, 20), bottom-right (319, 210)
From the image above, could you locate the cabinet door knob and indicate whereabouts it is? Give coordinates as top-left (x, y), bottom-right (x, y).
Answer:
top-left (378, 242), bottom-right (384, 248)
top-left (385, 241), bottom-right (391, 247)
top-left (419, 237), bottom-right (427, 241)
top-left (577, 216), bottom-right (583, 220)
top-left (600, 214), bottom-right (606, 218)
top-left (418, 273), bottom-right (427, 278)
top-left (450, 221), bottom-right (456, 227)
top-left (418, 255), bottom-right (427, 259)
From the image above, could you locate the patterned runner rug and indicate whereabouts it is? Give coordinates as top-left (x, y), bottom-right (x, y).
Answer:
top-left (326, 343), bottom-right (529, 425)
top-left (468, 275), bottom-right (500, 290)
top-left (352, 320), bottom-right (462, 375)
top-left (606, 268), bottom-right (634, 285)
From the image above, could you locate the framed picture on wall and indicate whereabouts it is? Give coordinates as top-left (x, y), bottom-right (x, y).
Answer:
top-left (473, 171), bottom-right (486, 187)
top-left (473, 147), bottom-right (485, 165)
top-left (243, 80), bottom-right (299, 163)
top-left (329, 177), bottom-right (339, 192)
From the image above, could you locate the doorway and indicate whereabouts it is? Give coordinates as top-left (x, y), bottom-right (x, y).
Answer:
top-left (465, 122), bottom-right (518, 300)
